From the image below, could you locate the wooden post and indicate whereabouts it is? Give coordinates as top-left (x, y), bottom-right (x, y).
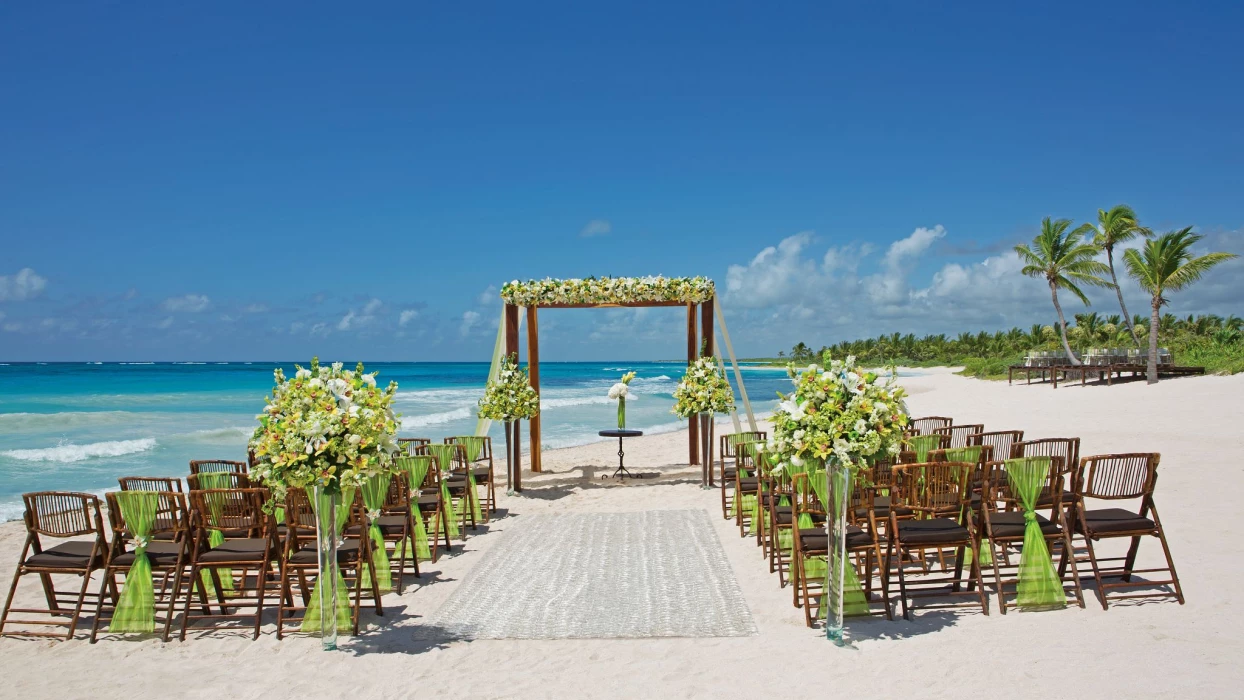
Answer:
top-left (700, 298), bottom-right (714, 483)
top-left (526, 306), bottom-right (542, 473)
top-left (505, 304), bottom-right (522, 491)
top-left (687, 302), bottom-right (699, 466)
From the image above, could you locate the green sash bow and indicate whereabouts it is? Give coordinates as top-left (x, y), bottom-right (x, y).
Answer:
top-left (110, 491), bottom-right (157, 633)
top-left (1005, 457), bottom-right (1065, 610)
top-left (358, 474), bottom-right (392, 593)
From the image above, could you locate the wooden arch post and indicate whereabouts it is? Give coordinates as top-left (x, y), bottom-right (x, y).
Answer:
top-left (504, 303), bottom-right (522, 491)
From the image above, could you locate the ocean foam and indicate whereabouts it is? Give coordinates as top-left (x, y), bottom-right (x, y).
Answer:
top-left (401, 407), bottom-right (473, 429)
top-left (2, 438), bottom-right (158, 463)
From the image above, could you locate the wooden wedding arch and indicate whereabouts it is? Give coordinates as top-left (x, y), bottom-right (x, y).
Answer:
top-left (482, 277), bottom-right (756, 491)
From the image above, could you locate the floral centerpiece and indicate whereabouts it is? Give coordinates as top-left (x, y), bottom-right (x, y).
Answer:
top-left (477, 353), bottom-right (541, 422)
top-left (671, 357), bottom-right (734, 418)
top-left (765, 353), bottom-right (908, 644)
top-left (249, 358), bottom-right (401, 499)
top-left (673, 357), bottom-right (734, 487)
top-left (478, 353), bottom-right (540, 494)
top-left (500, 276), bottom-right (715, 306)
top-left (608, 371), bottom-right (637, 429)
top-left (248, 358), bottom-right (400, 650)
top-left (766, 354), bottom-right (908, 472)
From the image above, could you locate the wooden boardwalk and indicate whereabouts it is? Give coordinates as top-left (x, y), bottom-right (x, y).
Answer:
top-left (1008, 363), bottom-right (1206, 388)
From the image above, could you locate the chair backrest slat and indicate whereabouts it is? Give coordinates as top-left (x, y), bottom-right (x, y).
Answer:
top-left (119, 476), bottom-right (184, 493)
top-left (967, 430), bottom-right (1024, 461)
top-left (188, 459), bottom-right (247, 476)
top-left (909, 416), bottom-right (953, 436)
top-left (933, 424), bottom-right (984, 449)
top-left (1077, 453), bottom-right (1158, 500)
top-left (1011, 438), bottom-right (1081, 476)
top-left (22, 492), bottom-right (104, 538)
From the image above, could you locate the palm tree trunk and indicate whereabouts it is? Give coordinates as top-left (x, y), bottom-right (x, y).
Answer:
top-left (1108, 248), bottom-right (1142, 347)
top-left (1148, 296), bottom-right (1160, 384)
top-left (1049, 281), bottom-right (1079, 365)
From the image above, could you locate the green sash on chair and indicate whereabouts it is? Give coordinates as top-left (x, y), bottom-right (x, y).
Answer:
top-left (907, 434), bottom-right (941, 463)
top-left (358, 474), bottom-right (393, 593)
top-left (453, 436), bottom-right (487, 520)
top-left (1005, 457), bottom-right (1066, 610)
top-left (110, 491), bottom-right (158, 633)
top-left (197, 472), bottom-right (235, 596)
top-left (423, 444), bottom-right (465, 537)
top-left (302, 485), bottom-right (355, 634)
top-left (730, 439), bottom-right (763, 521)
top-left (943, 446), bottom-right (992, 567)
top-left (396, 456), bottom-right (433, 560)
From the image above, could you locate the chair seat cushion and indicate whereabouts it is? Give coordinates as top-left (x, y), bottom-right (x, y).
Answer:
top-left (288, 540), bottom-right (362, 565)
top-left (896, 518), bottom-right (969, 545)
top-left (986, 511), bottom-right (1060, 539)
top-left (855, 495), bottom-right (913, 519)
top-left (198, 538), bottom-right (273, 564)
top-left (1079, 508), bottom-right (1155, 535)
top-left (416, 494), bottom-right (440, 508)
top-left (346, 515), bottom-right (409, 537)
top-left (112, 541), bottom-right (183, 567)
top-left (798, 526), bottom-right (870, 552)
top-left (737, 477), bottom-right (759, 492)
top-left (24, 541), bottom-right (104, 570)
top-left (722, 467), bottom-right (737, 480)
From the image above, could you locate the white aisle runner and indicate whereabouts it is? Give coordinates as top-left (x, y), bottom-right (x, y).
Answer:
top-left (417, 510), bottom-right (758, 639)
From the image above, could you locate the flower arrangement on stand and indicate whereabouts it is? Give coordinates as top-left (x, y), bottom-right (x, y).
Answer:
top-left (672, 356), bottom-right (735, 487)
top-left (478, 353), bottom-right (541, 494)
top-left (608, 371), bottom-right (637, 429)
top-left (248, 358), bottom-right (400, 651)
top-left (765, 353), bottom-right (908, 645)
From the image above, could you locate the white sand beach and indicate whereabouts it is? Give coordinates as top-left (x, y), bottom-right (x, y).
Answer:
top-left (2, 367), bottom-right (1241, 699)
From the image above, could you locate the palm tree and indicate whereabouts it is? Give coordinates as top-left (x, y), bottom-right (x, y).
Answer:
top-left (1123, 227), bottom-right (1239, 383)
top-left (1092, 205), bottom-right (1150, 346)
top-left (1015, 217), bottom-right (1114, 365)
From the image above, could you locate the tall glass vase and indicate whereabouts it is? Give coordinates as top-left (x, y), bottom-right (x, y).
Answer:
top-left (312, 485), bottom-right (341, 651)
top-left (618, 397), bottom-right (626, 430)
top-left (825, 460), bottom-right (852, 646)
top-left (698, 412), bottom-right (713, 489)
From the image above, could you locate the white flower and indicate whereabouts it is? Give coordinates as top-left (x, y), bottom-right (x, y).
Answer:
top-left (854, 419), bottom-right (868, 433)
top-left (296, 368), bottom-right (312, 380)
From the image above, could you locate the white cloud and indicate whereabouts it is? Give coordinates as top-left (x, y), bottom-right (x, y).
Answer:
top-left (476, 286), bottom-right (498, 306)
top-left (337, 298), bottom-right (383, 331)
top-left (460, 310), bottom-right (481, 337)
top-left (161, 294), bottom-right (210, 313)
top-left (399, 309), bottom-right (419, 326)
top-left (243, 303), bottom-right (268, 313)
top-left (155, 317), bottom-right (174, 329)
top-left (579, 219), bottom-right (612, 237)
top-left (0, 268), bottom-right (47, 301)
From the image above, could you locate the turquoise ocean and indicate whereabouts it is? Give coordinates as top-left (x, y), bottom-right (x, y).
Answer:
top-left (0, 361), bottom-right (794, 521)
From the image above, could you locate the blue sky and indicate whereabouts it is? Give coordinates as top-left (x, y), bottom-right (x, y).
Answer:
top-left (2, 1), bottom-right (1242, 361)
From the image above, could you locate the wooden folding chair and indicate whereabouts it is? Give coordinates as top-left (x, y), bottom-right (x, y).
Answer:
top-left (1069, 453), bottom-right (1184, 609)
top-left (718, 431), bottom-right (766, 518)
top-left (885, 462), bottom-right (989, 620)
top-left (418, 444), bottom-right (476, 536)
top-left (179, 487), bottom-right (279, 640)
top-left (0, 492), bottom-right (109, 640)
top-left (187, 472), bottom-right (251, 490)
top-left (1011, 438), bottom-right (1080, 507)
top-left (447, 436), bottom-right (497, 521)
top-left (91, 491), bottom-right (194, 641)
top-left (980, 458), bottom-right (1084, 613)
top-left (398, 437), bottom-right (432, 456)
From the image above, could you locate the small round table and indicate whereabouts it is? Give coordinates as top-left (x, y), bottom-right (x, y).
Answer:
top-left (598, 429), bottom-right (643, 479)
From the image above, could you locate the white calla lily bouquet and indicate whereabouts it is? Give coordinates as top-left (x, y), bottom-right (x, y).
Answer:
top-left (608, 371), bottom-right (637, 429)
top-left (766, 354), bottom-right (909, 473)
top-left (249, 358), bottom-right (401, 500)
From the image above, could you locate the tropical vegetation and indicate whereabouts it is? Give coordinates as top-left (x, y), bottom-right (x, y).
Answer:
top-left (767, 312), bottom-right (1244, 378)
top-left (1123, 228), bottom-right (1238, 383)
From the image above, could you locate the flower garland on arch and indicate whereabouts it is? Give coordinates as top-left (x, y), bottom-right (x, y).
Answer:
top-left (672, 357), bottom-right (735, 418)
top-left (499, 276), bottom-right (715, 306)
top-left (767, 354), bottom-right (909, 472)
top-left (248, 358), bottom-right (402, 500)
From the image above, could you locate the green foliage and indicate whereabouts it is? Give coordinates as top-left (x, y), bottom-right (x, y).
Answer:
top-left (775, 311), bottom-right (1244, 378)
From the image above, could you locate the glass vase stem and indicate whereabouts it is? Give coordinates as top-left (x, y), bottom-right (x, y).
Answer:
top-left (313, 486), bottom-right (340, 651)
